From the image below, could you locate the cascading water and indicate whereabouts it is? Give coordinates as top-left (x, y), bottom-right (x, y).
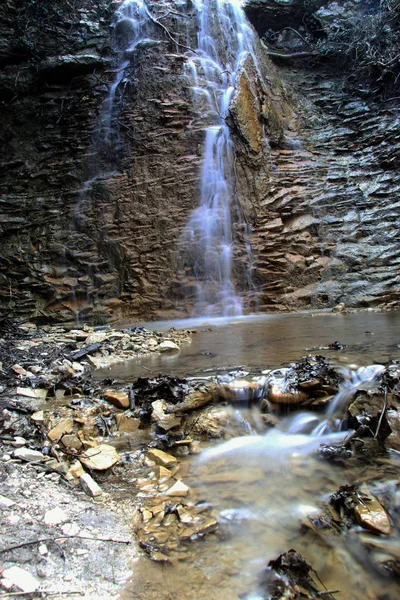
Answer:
top-left (181, 0), bottom-right (261, 317)
top-left (76, 0), bottom-right (151, 214)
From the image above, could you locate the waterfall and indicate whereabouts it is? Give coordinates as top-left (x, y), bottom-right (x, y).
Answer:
top-left (181, 0), bottom-right (259, 317)
top-left (75, 0), bottom-right (260, 320)
top-left (76, 0), bottom-right (151, 216)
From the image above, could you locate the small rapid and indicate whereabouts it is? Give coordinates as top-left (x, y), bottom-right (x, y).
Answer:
top-left (187, 362), bottom-right (395, 599)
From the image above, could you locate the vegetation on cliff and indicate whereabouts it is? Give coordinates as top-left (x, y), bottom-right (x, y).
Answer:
top-left (246, 0), bottom-right (400, 96)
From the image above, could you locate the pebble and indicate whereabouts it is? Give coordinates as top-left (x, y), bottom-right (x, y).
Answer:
top-left (80, 472), bottom-right (103, 497)
top-left (146, 448), bottom-right (177, 467)
top-left (1, 566), bottom-right (39, 593)
top-left (11, 436), bottom-right (27, 448)
top-left (14, 447), bottom-right (45, 462)
top-left (0, 494), bottom-right (15, 508)
top-left (61, 522), bottom-right (80, 536)
top-left (44, 507), bottom-right (68, 526)
top-left (38, 543), bottom-right (48, 556)
top-left (164, 480), bottom-right (189, 497)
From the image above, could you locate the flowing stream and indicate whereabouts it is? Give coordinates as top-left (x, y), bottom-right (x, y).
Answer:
top-left (99, 311), bottom-right (400, 599)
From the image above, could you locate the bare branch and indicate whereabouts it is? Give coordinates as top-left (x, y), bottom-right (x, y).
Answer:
top-left (145, 7), bottom-right (198, 55)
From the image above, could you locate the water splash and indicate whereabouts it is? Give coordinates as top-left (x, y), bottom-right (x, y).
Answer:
top-left (181, 0), bottom-right (260, 317)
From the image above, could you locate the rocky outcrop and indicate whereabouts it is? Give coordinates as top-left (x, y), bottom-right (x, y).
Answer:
top-left (0, 0), bottom-right (399, 323)
top-left (238, 0), bottom-right (400, 311)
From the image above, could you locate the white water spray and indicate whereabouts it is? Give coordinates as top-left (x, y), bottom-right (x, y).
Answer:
top-left (181, 0), bottom-right (260, 316)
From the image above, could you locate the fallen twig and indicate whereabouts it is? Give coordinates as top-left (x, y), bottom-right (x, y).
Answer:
top-left (0, 592), bottom-right (84, 598)
top-left (374, 385), bottom-right (388, 440)
top-left (0, 535), bottom-right (131, 554)
top-left (266, 50), bottom-right (320, 59)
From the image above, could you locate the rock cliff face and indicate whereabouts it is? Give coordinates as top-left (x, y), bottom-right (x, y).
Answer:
top-left (242, 0), bottom-right (400, 311)
top-left (0, 0), bottom-right (399, 323)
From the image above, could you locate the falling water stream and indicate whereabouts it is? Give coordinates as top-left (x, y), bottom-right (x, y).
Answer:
top-left (182, 0), bottom-right (260, 316)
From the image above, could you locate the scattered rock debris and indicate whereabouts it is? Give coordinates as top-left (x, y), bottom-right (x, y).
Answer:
top-left (0, 320), bottom-right (399, 598)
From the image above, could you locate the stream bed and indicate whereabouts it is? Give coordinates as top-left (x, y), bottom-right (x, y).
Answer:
top-left (100, 310), bottom-right (400, 600)
top-left (1, 310), bottom-right (399, 599)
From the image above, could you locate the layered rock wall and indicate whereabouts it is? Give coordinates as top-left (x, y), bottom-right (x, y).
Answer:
top-left (0, 0), bottom-right (399, 323)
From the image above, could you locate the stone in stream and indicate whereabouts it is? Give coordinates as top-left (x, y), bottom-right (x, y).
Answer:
top-left (159, 340), bottom-right (180, 352)
top-left (268, 384), bottom-right (309, 405)
top-left (146, 448), bottom-right (177, 467)
top-left (217, 378), bottom-right (265, 403)
top-left (151, 400), bottom-right (182, 430)
top-left (165, 385), bottom-right (215, 414)
top-left (48, 417), bottom-right (74, 442)
top-left (104, 390), bottom-right (130, 409)
top-left (354, 485), bottom-right (392, 535)
top-left (80, 444), bottom-right (121, 470)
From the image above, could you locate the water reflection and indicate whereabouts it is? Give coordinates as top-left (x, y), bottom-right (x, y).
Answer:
top-left (95, 311), bottom-right (400, 381)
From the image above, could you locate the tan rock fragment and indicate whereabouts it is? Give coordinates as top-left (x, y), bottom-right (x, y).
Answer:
top-left (16, 387), bottom-right (48, 400)
top-left (104, 390), bottom-right (130, 409)
top-left (151, 400), bottom-right (182, 431)
top-left (48, 417), bottom-right (74, 442)
top-left (80, 444), bottom-right (120, 470)
top-left (68, 460), bottom-right (85, 479)
top-left (85, 331), bottom-right (107, 344)
top-left (44, 507), bottom-right (68, 526)
top-left (268, 384), bottom-right (308, 405)
top-left (157, 466), bottom-right (173, 481)
top-left (164, 480), bottom-right (189, 497)
top-left (61, 434), bottom-right (83, 451)
top-left (115, 414), bottom-right (140, 433)
top-left (80, 472), bottom-right (102, 497)
top-left (31, 410), bottom-right (44, 422)
top-left (147, 448), bottom-right (177, 467)
top-left (354, 488), bottom-right (392, 535)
